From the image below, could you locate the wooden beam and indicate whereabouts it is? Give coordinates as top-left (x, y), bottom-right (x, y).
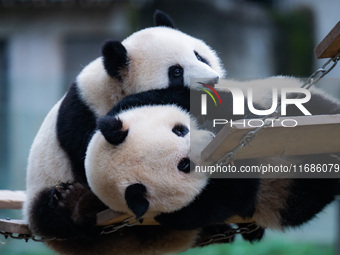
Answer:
top-left (202, 114), bottom-right (340, 164)
top-left (314, 21), bottom-right (340, 59)
top-left (0, 219), bottom-right (31, 235)
top-left (0, 190), bottom-right (26, 209)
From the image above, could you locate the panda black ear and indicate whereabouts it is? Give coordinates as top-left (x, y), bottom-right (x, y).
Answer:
top-left (153, 9), bottom-right (175, 28)
top-left (102, 40), bottom-right (128, 81)
top-left (125, 183), bottom-right (149, 218)
top-left (97, 116), bottom-right (128, 145)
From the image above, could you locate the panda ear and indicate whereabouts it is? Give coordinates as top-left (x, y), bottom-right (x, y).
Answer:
top-left (97, 116), bottom-right (128, 145)
top-left (125, 183), bottom-right (149, 218)
top-left (102, 40), bottom-right (128, 81)
top-left (153, 9), bottom-right (175, 28)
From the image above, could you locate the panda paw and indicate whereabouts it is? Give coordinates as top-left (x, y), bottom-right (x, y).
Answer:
top-left (49, 182), bottom-right (106, 227)
top-left (50, 182), bottom-right (84, 211)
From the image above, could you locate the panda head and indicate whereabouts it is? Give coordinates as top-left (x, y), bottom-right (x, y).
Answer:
top-left (101, 10), bottom-right (225, 94)
top-left (85, 105), bottom-right (213, 218)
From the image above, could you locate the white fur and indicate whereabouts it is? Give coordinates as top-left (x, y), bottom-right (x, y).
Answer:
top-left (23, 100), bottom-right (74, 222)
top-left (85, 105), bottom-right (212, 217)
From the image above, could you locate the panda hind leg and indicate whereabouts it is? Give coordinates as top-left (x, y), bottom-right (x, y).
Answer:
top-left (29, 182), bottom-right (107, 239)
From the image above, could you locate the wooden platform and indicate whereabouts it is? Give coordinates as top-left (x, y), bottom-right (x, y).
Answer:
top-left (202, 114), bottom-right (340, 164)
top-left (315, 21), bottom-right (340, 59)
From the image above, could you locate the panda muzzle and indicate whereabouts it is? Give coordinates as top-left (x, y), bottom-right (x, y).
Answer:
top-left (125, 183), bottom-right (150, 218)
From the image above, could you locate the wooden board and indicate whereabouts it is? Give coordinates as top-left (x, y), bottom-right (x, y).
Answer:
top-left (0, 219), bottom-right (31, 235)
top-left (202, 114), bottom-right (340, 164)
top-left (315, 21), bottom-right (340, 59)
top-left (0, 190), bottom-right (26, 209)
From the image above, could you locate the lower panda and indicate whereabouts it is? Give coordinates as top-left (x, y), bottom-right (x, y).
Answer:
top-left (43, 87), bottom-right (238, 255)
top-left (83, 81), bottom-right (340, 239)
top-left (43, 80), bottom-right (339, 254)
top-left (43, 85), bottom-right (259, 254)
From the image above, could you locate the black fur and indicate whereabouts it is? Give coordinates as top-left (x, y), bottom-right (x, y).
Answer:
top-left (97, 116), bottom-right (128, 145)
top-left (280, 178), bottom-right (339, 227)
top-left (125, 183), bottom-right (150, 218)
top-left (154, 9), bottom-right (175, 28)
top-left (30, 183), bottom-right (106, 239)
top-left (155, 177), bottom-right (259, 229)
top-left (107, 86), bottom-right (189, 116)
top-left (57, 83), bottom-right (97, 185)
top-left (102, 40), bottom-right (128, 81)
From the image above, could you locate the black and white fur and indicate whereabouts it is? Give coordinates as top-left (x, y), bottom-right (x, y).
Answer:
top-left (23, 10), bottom-right (225, 239)
top-left (44, 86), bottom-right (237, 255)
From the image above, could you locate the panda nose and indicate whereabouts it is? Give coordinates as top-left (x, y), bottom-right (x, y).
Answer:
top-left (125, 183), bottom-right (149, 218)
top-left (199, 76), bottom-right (219, 87)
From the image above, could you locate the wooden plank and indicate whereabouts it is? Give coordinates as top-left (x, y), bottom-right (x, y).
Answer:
top-left (202, 114), bottom-right (340, 164)
top-left (315, 21), bottom-right (340, 59)
top-left (0, 219), bottom-right (31, 235)
top-left (0, 190), bottom-right (26, 209)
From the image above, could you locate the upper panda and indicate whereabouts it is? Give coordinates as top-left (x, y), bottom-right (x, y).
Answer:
top-left (23, 10), bottom-right (225, 234)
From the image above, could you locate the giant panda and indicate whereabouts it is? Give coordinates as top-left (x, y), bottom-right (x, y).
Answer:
top-left (23, 9), bottom-right (225, 239)
top-left (42, 87), bottom-right (239, 255)
top-left (42, 79), bottom-right (340, 254)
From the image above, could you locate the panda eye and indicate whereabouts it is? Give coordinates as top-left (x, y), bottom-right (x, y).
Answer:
top-left (195, 52), bottom-right (202, 61)
top-left (172, 66), bottom-right (183, 77)
top-left (194, 50), bottom-right (210, 66)
top-left (172, 124), bottom-right (189, 137)
top-left (178, 158), bottom-right (194, 174)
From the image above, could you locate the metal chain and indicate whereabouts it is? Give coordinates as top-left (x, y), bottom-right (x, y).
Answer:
top-left (198, 222), bottom-right (260, 246)
top-left (100, 216), bottom-right (143, 235)
top-left (0, 216), bottom-right (143, 243)
top-left (217, 52), bottom-right (340, 167)
top-left (0, 230), bottom-right (59, 243)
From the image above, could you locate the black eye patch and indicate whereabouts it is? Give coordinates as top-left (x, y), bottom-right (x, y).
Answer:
top-left (172, 124), bottom-right (189, 137)
top-left (194, 50), bottom-right (210, 66)
top-left (178, 158), bottom-right (195, 174)
top-left (168, 65), bottom-right (184, 87)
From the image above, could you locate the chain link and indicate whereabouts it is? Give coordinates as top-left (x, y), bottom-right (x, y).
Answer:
top-left (0, 216), bottom-right (143, 243)
top-left (216, 52), bottom-right (340, 167)
top-left (0, 229), bottom-right (63, 243)
top-left (198, 222), bottom-right (260, 246)
top-left (100, 216), bottom-right (143, 235)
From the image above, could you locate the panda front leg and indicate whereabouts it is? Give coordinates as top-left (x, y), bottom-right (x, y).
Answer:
top-left (29, 182), bottom-right (107, 239)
